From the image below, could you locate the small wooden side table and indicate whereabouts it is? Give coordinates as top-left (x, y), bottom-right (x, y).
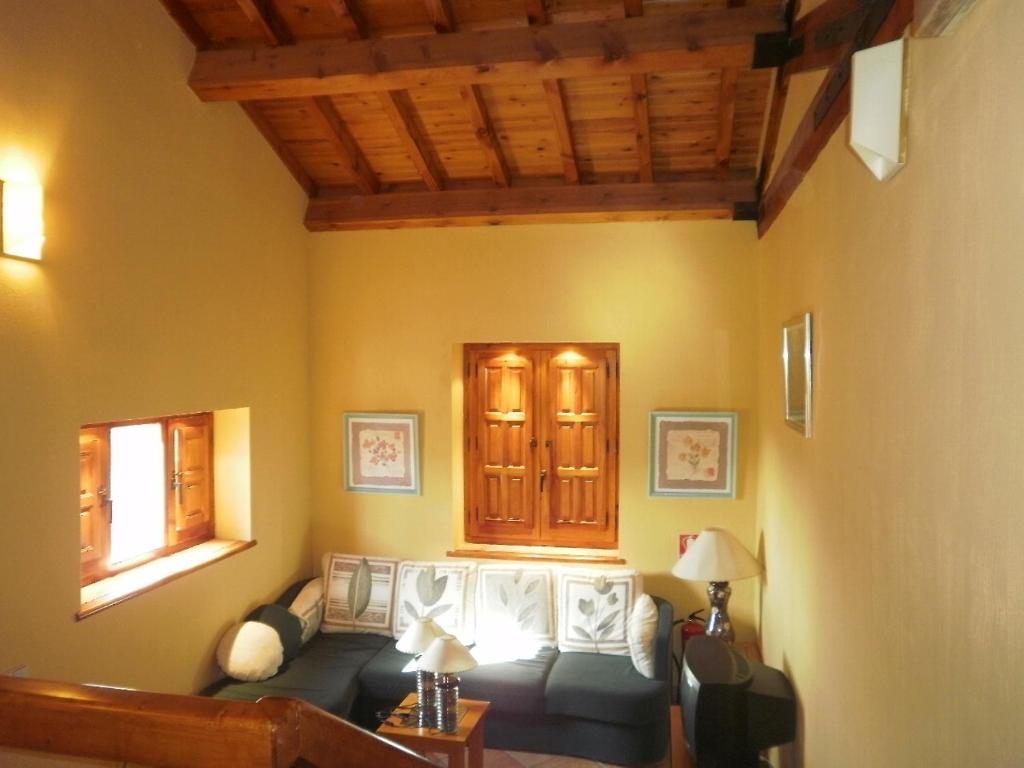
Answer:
top-left (377, 693), bottom-right (490, 768)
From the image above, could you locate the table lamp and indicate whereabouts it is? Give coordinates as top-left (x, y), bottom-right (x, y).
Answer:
top-left (671, 527), bottom-right (762, 644)
top-left (396, 617), bottom-right (444, 726)
top-left (417, 634), bottom-right (478, 733)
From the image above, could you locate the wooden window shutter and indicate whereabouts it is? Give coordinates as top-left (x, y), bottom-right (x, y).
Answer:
top-left (465, 347), bottom-right (539, 544)
top-left (464, 344), bottom-right (618, 549)
top-left (79, 427), bottom-right (110, 585)
top-left (166, 413), bottom-right (214, 546)
top-left (541, 347), bottom-right (618, 547)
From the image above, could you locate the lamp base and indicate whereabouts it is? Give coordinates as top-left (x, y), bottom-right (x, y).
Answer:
top-left (434, 673), bottom-right (460, 733)
top-left (415, 669), bottom-right (436, 728)
top-left (705, 581), bottom-right (735, 644)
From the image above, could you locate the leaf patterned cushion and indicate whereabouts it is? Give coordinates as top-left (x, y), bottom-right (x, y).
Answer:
top-left (321, 553), bottom-right (399, 636)
top-left (475, 565), bottom-right (557, 652)
top-left (556, 568), bottom-right (643, 655)
top-left (393, 561), bottom-right (477, 645)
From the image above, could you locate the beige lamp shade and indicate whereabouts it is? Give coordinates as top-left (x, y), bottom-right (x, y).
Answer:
top-left (395, 618), bottom-right (443, 655)
top-left (417, 634), bottom-right (478, 674)
top-left (671, 527), bottom-right (762, 582)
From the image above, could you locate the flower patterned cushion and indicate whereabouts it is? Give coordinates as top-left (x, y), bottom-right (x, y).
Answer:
top-left (475, 564), bottom-right (557, 654)
top-left (321, 553), bottom-right (399, 636)
top-left (393, 560), bottom-right (477, 645)
top-left (556, 568), bottom-right (643, 655)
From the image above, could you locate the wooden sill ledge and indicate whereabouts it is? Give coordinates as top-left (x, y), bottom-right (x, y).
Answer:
top-left (447, 548), bottom-right (625, 565)
top-left (78, 539), bottom-right (255, 620)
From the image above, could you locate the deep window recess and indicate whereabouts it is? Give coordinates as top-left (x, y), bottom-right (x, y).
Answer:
top-left (464, 343), bottom-right (619, 549)
top-left (79, 412), bottom-right (214, 586)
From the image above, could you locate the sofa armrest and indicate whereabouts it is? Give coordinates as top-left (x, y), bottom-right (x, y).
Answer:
top-left (650, 596), bottom-right (674, 685)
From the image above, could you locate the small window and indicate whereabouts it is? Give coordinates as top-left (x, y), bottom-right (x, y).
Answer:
top-left (463, 343), bottom-right (619, 549)
top-left (79, 412), bottom-right (214, 586)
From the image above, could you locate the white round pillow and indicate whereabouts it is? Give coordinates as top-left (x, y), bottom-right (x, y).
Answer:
top-left (216, 621), bottom-right (284, 682)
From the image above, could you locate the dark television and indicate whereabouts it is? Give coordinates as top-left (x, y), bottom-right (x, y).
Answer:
top-left (680, 635), bottom-right (796, 768)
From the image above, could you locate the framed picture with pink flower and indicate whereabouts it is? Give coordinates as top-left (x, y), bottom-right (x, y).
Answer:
top-left (649, 412), bottom-right (737, 498)
top-left (344, 412), bottom-right (420, 494)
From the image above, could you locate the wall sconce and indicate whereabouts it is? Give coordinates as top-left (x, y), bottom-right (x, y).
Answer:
top-left (849, 38), bottom-right (908, 181)
top-left (1, 179), bottom-right (45, 260)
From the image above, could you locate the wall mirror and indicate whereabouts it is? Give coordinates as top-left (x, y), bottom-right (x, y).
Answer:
top-left (782, 313), bottom-right (813, 437)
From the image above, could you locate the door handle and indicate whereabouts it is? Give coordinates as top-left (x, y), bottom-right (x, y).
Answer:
top-left (540, 470), bottom-right (548, 493)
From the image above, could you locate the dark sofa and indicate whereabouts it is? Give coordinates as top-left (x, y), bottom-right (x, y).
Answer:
top-left (204, 580), bottom-right (673, 766)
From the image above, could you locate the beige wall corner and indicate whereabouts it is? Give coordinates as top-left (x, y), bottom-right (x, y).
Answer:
top-left (756, 1), bottom-right (1023, 765)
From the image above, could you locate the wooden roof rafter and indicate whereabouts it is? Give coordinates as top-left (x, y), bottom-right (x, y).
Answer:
top-left (306, 174), bottom-right (757, 230)
top-left (623, 0), bottom-right (653, 183)
top-left (757, 0), bottom-right (913, 236)
top-left (188, 8), bottom-right (787, 101)
top-left (232, 0), bottom-right (381, 194)
top-left (424, 0), bottom-right (511, 189)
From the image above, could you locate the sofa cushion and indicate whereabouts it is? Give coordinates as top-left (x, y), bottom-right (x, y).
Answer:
top-left (556, 568), bottom-right (641, 656)
top-left (322, 553), bottom-right (399, 636)
top-left (246, 603), bottom-right (303, 662)
top-left (288, 578), bottom-right (324, 644)
top-left (393, 561), bottom-right (477, 645)
top-left (459, 648), bottom-right (558, 715)
top-left (357, 640), bottom-right (419, 703)
top-left (545, 651), bottom-right (668, 727)
top-left (215, 621), bottom-right (283, 682)
top-left (475, 564), bottom-right (557, 650)
top-left (206, 631), bottom-right (390, 717)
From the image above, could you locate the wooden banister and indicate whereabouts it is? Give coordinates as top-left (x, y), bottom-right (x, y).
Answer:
top-left (0, 676), bottom-right (431, 768)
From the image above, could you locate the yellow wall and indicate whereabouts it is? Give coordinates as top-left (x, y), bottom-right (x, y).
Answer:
top-left (0, 1), bottom-right (311, 693)
top-left (309, 222), bottom-right (762, 633)
top-left (756, 1), bottom-right (1024, 765)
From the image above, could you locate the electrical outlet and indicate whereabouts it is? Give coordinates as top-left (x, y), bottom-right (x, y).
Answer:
top-left (3, 664), bottom-right (29, 678)
top-left (679, 533), bottom-right (699, 556)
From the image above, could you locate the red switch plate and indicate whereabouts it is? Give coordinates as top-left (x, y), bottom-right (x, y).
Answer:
top-left (679, 533), bottom-right (699, 556)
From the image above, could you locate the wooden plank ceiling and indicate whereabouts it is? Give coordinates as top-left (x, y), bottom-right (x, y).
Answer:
top-left (160, 0), bottom-right (791, 229)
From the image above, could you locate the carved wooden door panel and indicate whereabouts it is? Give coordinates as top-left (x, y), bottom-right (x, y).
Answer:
top-left (167, 413), bottom-right (214, 545)
top-left (465, 348), bottom-right (538, 543)
top-left (79, 427), bottom-right (109, 584)
top-left (542, 347), bottom-right (618, 547)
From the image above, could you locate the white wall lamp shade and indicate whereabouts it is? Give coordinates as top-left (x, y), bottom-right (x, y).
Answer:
top-left (672, 527), bottom-right (762, 582)
top-left (1, 180), bottom-right (45, 260)
top-left (417, 634), bottom-right (478, 674)
top-left (396, 617), bottom-right (443, 655)
top-left (850, 38), bottom-right (908, 181)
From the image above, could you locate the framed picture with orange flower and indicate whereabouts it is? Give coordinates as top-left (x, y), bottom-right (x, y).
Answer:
top-left (649, 412), bottom-right (737, 498)
top-left (344, 412), bottom-right (420, 494)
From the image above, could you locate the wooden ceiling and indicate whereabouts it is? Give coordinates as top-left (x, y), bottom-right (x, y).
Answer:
top-left (158, 0), bottom-right (795, 229)
top-left (156, 1), bottom-right (928, 231)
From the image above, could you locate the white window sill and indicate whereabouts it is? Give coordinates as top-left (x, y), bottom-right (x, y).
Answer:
top-left (77, 539), bottom-right (255, 620)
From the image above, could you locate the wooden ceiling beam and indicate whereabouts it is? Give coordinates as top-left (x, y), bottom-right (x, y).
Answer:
top-left (377, 92), bottom-right (445, 192)
top-left (306, 176), bottom-right (756, 230)
top-left (715, 67), bottom-right (739, 170)
top-left (460, 86), bottom-right (511, 187)
top-left (158, 0), bottom-right (210, 49)
top-left (542, 80), bottom-right (581, 185)
top-left (785, 0), bottom-right (869, 76)
top-left (241, 103), bottom-right (317, 195)
top-left (189, 7), bottom-right (786, 101)
top-left (309, 96), bottom-right (380, 194)
top-left (235, 0), bottom-right (293, 46)
top-left (524, 0), bottom-right (549, 26)
top-left (623, 1), bottom-right (653, 183)
top-left (324, 0), bottom-right (370, 39)
top-left (525, 7), bottom-right (580, 185)
top-left (759, 0), bottom-right (912, 236)
top-left (423, 0), bottom-right (457, 33)
top-left (630, 74), bottom-right (653, 182)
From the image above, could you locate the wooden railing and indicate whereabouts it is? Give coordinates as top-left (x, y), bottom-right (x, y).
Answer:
top-left (0, 676), bottom-right (432, 767)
